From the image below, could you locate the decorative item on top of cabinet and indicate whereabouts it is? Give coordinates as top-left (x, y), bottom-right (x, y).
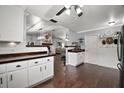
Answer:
top-left (41, 32), bottom-right (52, 44)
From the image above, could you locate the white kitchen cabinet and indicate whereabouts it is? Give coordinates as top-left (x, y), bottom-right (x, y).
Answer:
top-left (0, 6), bottom-right (24, 42)
top-left (0, 74), bottom-right (7, 88)
top-left (0, 64), bottom-right (6, 74)
top-left (29, 57), bottom-right (54, 86)
top-left (7, 69), bottom-right (28, 88)
top-left (68, 52), bottom-right (84, 66)
top-left (45, 62), bottom-right (54, 78)
top-left (0, 56), bottom-right (54, 88)
top-left (0, 64), bottom-right (7, 88)
top-left (42, 62), bottom-right (54, 80)
top-left (28, 65), bottom-right (43, 86)
top-left (42, 57), bottom-right (54, 79)
top-left (79, 52), bottom-right (84, 64)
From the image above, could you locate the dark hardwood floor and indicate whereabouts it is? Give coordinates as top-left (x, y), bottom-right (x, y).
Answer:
top-left (34, 55), bottom-right (119, 88)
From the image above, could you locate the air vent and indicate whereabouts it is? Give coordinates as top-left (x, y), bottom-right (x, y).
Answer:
top-left (50, 19), bottom-right (58, 23)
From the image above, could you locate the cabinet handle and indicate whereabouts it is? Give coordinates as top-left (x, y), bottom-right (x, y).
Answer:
top-left (45, 66), bottom-right (46, 70)
top-left (40, 67), bottom-right (42, 72)
top-left (0, 78), bottom-right (2, 84)
top-left (16, 65), bottom-right (21, 68)
top-left (35, 62), bottom-right (38, 64)
top-left (10, 74), bottom-right (13, 81)
top-left (47, 59), bottom-right (50, 61)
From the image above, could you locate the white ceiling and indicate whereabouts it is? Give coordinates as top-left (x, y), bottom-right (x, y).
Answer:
top-left (20, 5), bottom-right (124, 33)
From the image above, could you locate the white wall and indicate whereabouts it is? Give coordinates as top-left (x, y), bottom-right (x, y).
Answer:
top-left (84, 26), bottom-right (122, 69)
top-left (65, 31), bottom-right (79, 46)
top-left (0, 38), bottom-right (48, 54)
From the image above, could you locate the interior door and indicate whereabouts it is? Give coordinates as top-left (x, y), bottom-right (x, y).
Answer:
top-left (85, 36), bottom-right (98, 64)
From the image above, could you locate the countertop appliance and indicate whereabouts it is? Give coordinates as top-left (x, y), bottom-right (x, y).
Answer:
top-left (117, 25), bottom-right (124, 88)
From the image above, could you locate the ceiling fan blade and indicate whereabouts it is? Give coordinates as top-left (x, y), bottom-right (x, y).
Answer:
top-left (49, 19), bottom-right (58, 23)
top-left (56, 7), bottom-right (66, 16)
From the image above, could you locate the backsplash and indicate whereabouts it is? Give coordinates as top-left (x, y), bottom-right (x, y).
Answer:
top-left (0, 42), bottom-right (48, 54)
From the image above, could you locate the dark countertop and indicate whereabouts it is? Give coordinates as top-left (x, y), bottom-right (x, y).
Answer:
top-left (68, 49), bottom-right (85, 53)
top-left (0, 52), bottom-right (56, 64)
top-left (65, 46), bottom-right (76, 48)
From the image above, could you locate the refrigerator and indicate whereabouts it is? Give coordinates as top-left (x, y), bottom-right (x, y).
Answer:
top-left (117, 25), bottom-right (124, 88)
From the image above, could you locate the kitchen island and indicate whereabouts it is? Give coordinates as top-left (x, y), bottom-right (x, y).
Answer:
top-left (67, 49), bottom-right (85, 66)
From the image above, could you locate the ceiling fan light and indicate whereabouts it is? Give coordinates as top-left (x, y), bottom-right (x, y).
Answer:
top-left (65, 9), bottom-right (71, 15)
top-left (76, 8), bottom-right (82, 14)
top-left (79, 5), bottom-right (84, 7)
top-left (64, 5), bottom-right (71, 9)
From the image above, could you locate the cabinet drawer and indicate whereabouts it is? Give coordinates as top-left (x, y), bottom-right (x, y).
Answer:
top-left (46, 57), bottom-right (53, 62)
top-left (28, 58), bottom-right (42, 67)
top-left (43, 57), bottom-right (54, 64)
top-left (7, 61), bottom-right (28, 72)
top-left (0, 64), bottom-right (6, 74)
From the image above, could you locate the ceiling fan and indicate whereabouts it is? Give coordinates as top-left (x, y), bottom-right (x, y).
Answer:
top-left (49, 5), bottom-right (83, 23)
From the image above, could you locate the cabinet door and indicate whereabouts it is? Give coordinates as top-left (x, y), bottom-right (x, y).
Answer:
top-left (45, 62), bottom-right (54, 78)
top-left (7, 69), bottom-right (28, 88)
top-left (28, 65), bottom-right (43, 86)
top-left (78, 52), bottom-right (84, 64)
top-left (68, 53), bottom-right (77, 66)
top-left (0, 6), bottom-right (24, 42)
top-left (0, 74), bottom-right (7, 88)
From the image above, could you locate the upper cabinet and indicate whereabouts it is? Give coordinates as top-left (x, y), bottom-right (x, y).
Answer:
top-left (0, 6), bottom-right (24, 42)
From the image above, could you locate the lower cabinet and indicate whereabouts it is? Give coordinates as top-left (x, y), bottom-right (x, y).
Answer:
top-left (45, 62), bottom-right (54, 78)
top-left (28, 65), bottom-right (43, 86)
top-left (0, 74), bottom-right (7, 88)
top-left (0, 56), bottom-right (54, 88)
top-left (68, 52), bottom-right (84, 66)
top-left (78, 52), bottom-right (84, 65)
top-left (29, 61), bottom-right (54, 86)
top-left (7, 69), bottom-right (28, 88)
